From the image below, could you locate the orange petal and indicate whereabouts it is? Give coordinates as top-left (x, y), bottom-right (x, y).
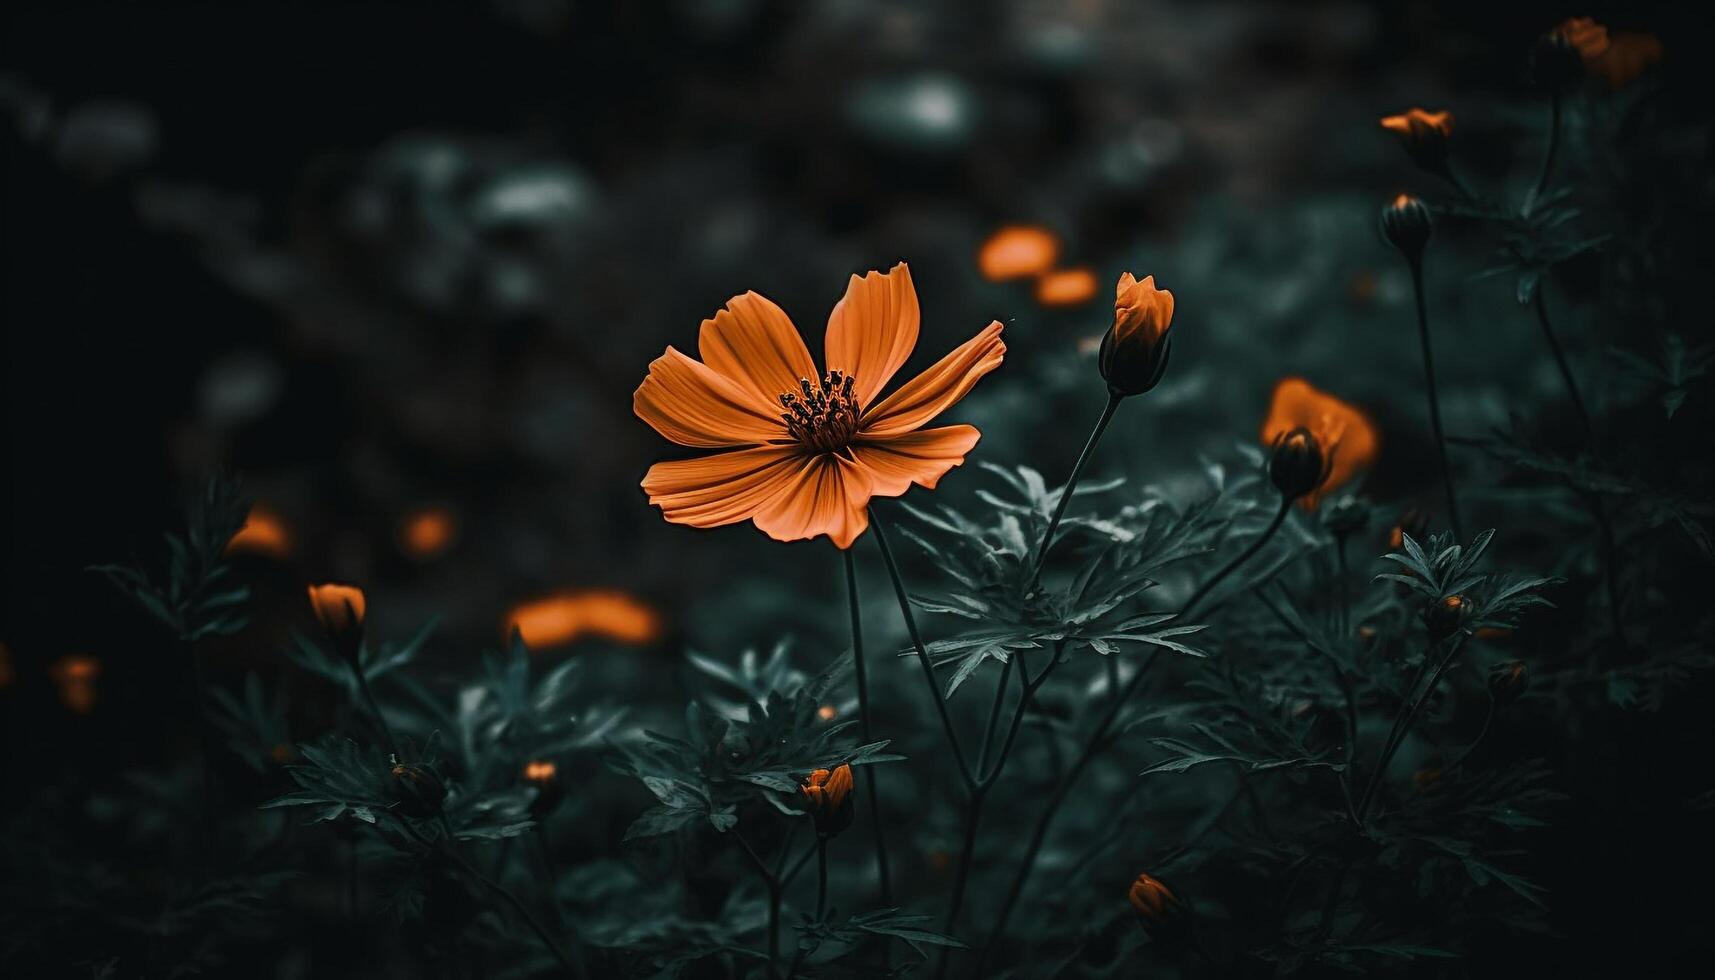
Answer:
top-left (825, 262), bottom-right (921, 407)
top-left (634, 347), bottom-right (786, 448)
top-left (850, 425), bottom-right (981, 497)
top-left (698, 291), bottom-right (820, 407)
top-left (861, 322), bottom-right (1005, 438)
top-left (752, 453), bottom-right (873, 549)
top-left (1260, 377), bottom-right (1379, 509)
top-left (643, 445), bottom-right (810, 528)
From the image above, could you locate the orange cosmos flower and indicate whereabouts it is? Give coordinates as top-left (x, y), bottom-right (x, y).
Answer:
top-left (800, 764), bottom-right (856, 836)
top-left (506, 589), bottom-right (662, 649)
top-left (226, 504), bottom-right (292, 559)
top-left (1260, 378), bottom-right (1379, 510)
top-left (1100, 272), bottom-right (1174, 396)
top-left (978, 225), bottom-right (1060, 281)
top-left (307, 583), bottom-right (366, 663)
top-left (400, 506), bottom-right (457, 558)
top-left (1035, 267), bottom-right (1100, 307)
top-left (635, 262), bottom-right (1006, 548)
top-left (50, 654), bottom-right (101, 715)
top-left (1379, 108), bottom-right (1454, 177)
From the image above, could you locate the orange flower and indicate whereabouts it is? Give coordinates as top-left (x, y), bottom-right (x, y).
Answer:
top-left (1379, 107), bottom-right (1453, 142)
top-left (1379, 108), bottom-right (1454, 177)
top-left (1127, 872), bottom-right (1177, 919)
top-left (1588, 32), bottom-right (1663, 87)
top-left (635, 263), bottom-right (1005, 548)
top-left (523, 759), bottom-right (558, 783)
top-left (400, 506), bottom-right (457, 558)
top-left (800, 764), bottom-right (856, 836)
top-left (1554, 17), bottom-right (1611, 62)
top-left (817, 704), bottom-right (838, 721)
top-left (505, 589), bottom-right (662, 650)
top-left (1035, 267), bottom-right (1099, 307)
top-left (307, 583), bottom-right (366, 662)
top-left (50, 654), bottom-right (101, 715)
top-left (227, 504), bottom-right (292, 559)
top-left (978, 225), bottom-right (1059, 281)
top-left (1260, 378), bottom-right (1379, 510)
top-left (1099, 273), bottom-right (1174, 396)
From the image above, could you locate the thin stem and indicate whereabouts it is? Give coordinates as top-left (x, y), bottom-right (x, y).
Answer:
top-left (349, 656), bottom-right (402, 761)
top-left (1335, 535), bottom-right (1351, 638)
top-left (869, 509), bottom-right (975, 788)
top-left (842, 550), bottom-right (893, 908)
top-left (1410, 260), bottom-right (1463, 542)
top-left (1447, 698), bottom-right (1496, 772)
top-left (1357, 636), bottom-right (1467, 821)
top-left (1533, 287), bottom-right (1594, 441)
top-left (1181, 497), bottom-right (1293, 618)
top-left (972, 496), bottom-right (1295, 977)
top-left (1525, 90), bottom-right (1561, 216)
top-left (976, 655), bottom-right (1017, 775)
top-left (733, 830), bottom-right (781, 979)
top-left (815, 840), bottom-right (829, 920)
top-left (1030, 393), bottom-right (1123, 582)
top-left (184, 637), bottom-right (218, 865)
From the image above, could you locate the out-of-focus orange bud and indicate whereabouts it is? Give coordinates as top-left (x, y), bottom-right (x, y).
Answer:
top-left (523, 759), bottom-right (558, 784)
top-left (308, 583), bottom-right (367, 663)
top-left (50, 654), bottom-right (101, 715)
top-left (1554, 17), bottom-right (1611, 62)
top-left (1260, 378), bottom-right (1379, 510)
top-left (1035, 267), bottom-right (1100, 307)
top-left (1356, 625), bottom-right (1378, 640)
top-left (1414, 767), bottom-right (1444, 790)
top-left (227, 504), bottom-right (292, 559)
top-left (1426, 594), bottom-right (1471, 641)
top-left (978, 225), bottom-right (1060, 281)
top-left (270, 743), bottom-right (296, 765)
top-left (817, 704), bottom-right (838, 721)
top-left (1379, 108), bottom-right (1454, 177)
top-left (505, 589), bottom-right (663, 650)
top-left (1127, 872), bottom-right (1189, 940)
top-left (400, 506), bottom-right (457, 559)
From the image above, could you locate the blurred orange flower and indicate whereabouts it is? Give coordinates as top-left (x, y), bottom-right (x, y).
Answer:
top-left (635, 262), bottom-right (1005, 548)
top-left (400, 506), bottom-right (457, 559)
top-left (1035, 267), bottom-right (1099, 307)
top-left (1379, 107), bottom-right (1453, 141)
top-left (50, 654), bottom-right (101, 715)
top-left (307, 583), bottom-right (366, 662)
top-left (977, 225), bottom-right (1059, 281)
top-left (1260, 378), bottom-right (1378, 510)
top-left (226, 504), bottom-right (292, 558)
top-left (1553, 18), bottom-right (1662, 87)
top-left (506, 589), bottom-right (662, 650)
top-left (523, 759), bottom-right (558, 783)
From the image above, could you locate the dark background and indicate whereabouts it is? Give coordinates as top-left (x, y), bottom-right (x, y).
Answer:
top-left (5, 0), bottom-right (1713, 975)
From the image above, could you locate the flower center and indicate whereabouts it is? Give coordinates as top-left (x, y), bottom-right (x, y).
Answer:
top-left (779, 370), bottom-right (861, 452)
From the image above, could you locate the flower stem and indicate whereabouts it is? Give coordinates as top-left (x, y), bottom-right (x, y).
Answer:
top-left (1409, 260), bottom-right (1463, 542)
top-left (1357, 636), bottom-right (1467, 822)
top-left (816, 839), bottom-right (829, 920)
top-left (971, 497), bottom-right (1293, 977)
top-left (869, 508), bottom-right (975, 788)
top-left (843, 549), bottom-right (893, 962)
top-left (734, 829), bottom-right (782, 979)
top-left (1525, 90), bottom-right (1561, 216)
top-left (1447, 698), bottom-right (1496, 772)
top-left (1030, 393), bottom-right (1123, 583)
top-left (184, 636), bottom-right (219, 866)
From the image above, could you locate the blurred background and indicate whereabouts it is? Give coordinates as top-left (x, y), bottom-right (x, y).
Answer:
top-left (3, 0), bottom-right (1711, 973)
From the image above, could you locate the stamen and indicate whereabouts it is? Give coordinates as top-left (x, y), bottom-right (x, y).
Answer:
top-left (779, 371), bottom-right (863, 452)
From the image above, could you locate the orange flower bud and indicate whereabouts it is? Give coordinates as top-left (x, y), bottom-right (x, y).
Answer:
top-left (978, 225), bottom-right (1059, 281)
top-left (390, 761), bottom-right (447, 818)
top-left (1487, 660), bottom-right (1529, 705)
top-left (308, 583), bottom-right (367, 664)
top-left (1425, 594), bottom-right (1471, 641)
top-left (1036, 267), bottom-right (1100, 307)
top-left (400, 506), bottom-right (457, 559)
top-left (799, 764), bottom-right (855, 837)
top-left (523, 759), bottom-right (562, 812)
top-left (1379, 108), bottom-right (1454, 178)
top-left (1127, 872), bottom-right (1189, 940)
top-left (1099, 273), bottom-right (1175, 397)
top-left (1260, 378), bottom-right (1378, 510)
top-left (1380, 193), bottom-right (1431, 261)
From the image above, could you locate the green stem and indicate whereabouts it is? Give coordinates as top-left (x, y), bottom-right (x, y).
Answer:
top-left (971, 497), bottom-right (1292, 977)
top-left (349, 656), bottom-right (402, 761)
top-left (816, 840), bottom-right (829, 920)
top-left (842, 550), bottom-right (893, 908)
top-left (734, 830), bottom-right (782, 979)
top-left (1030, 393), bottom-right (1123, 583)
top-left (1525, 90), bottom-right (1561, 216)
top-left (869, 508), bottom-right (975, 788)
top-left (1409, 260), bottom-right (1463, 542)
top-left (184, 636), bottom-right (219, 865)
top-left (1357, 636), bottom-right (1467, 821)
top-left (1447, 698), bottom-right (1496, 772)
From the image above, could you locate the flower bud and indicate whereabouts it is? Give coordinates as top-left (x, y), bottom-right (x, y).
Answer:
top-left (1269, 427), bottom-right (1331, 503)
top-left (308, 583), bottom-right (367, 665)
top-left (1487, 660), bottom-right (1529, 705)
top-left (799, 764), bottom-right (855, 838)
top-left (391, 761), bottom-right (448, 818)
top-left (1321, 494), bottom-right (1369, 538)
top-left (1127, 872), bottom-right (1189, 941)
top-left (1379, 108), bottom-right (1454, 178)
top-left (1425, 594), bottom-right (1471, 641)
top-left (523, 758), bottom-right (563, 814)
top-left (1380, 194), bottom-right (1431, 262)
top-left (1098, 273), bottom-right (1174, 397)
